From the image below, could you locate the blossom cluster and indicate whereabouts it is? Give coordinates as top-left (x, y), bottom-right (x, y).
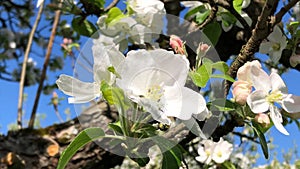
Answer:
top-left (232, 60), bottom-right (300, 135)
top-left (195, 138), bottom-right (233, 165)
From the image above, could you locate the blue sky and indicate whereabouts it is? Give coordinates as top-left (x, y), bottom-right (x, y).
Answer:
top-left (0, 0), bottom-right (299, 166)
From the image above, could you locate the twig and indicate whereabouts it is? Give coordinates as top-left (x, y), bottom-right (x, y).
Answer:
top-left (16, 3), bottom-right (44, 129)
top-left (232, 131), bottom-right (260, 144)
top-left (224, 0), bottom-right (279, 95)
top-left (273, 0), bottom-right (299, 25)
top-left (192, 0), bottom-right (218, 32)
top-left (104, 0), bottom-right (120, 11)
top-left (28, 0), bottom-right (64, 129)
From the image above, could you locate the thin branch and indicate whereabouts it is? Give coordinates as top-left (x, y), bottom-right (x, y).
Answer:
top-left (224, 0), bottom-right (279, 95)
top-left (104, 0), bottom-right (120, 11)
top-left (226, 5), bottom-right (251, 36)
top-left (232, 131), bottom-right (260, 144)
top-left (273, 0), bottom-right (299, 25)
top-left (28, 0), bottom-right (64, 129)
top-left (192, 0), bottom-right (218, 32)
top-left (16, 3), bottom-right (44, 129)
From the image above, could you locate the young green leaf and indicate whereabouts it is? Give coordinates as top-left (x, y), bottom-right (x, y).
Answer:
top-left (210, 74), bottom-right (235, 82)
top-left (233, 0), bottom-right (243, 13)
top-left (72, 17), bottom-right (98, 37)
top-left (152, 136), bottom-right (183, 169)
top-left (252, 123), bottom-right (269, 159)
top-left (189, 62), bottom-right (212, 87)
top-left (211, 61), bottom-right (229, 73)
top-left (57, 127), bottom-right (105, 169)
top-left (195, 10), bottom-right (210, 25)
top-left (203, 22), bottom-right (222, 46)
top-left (106, 7), bottom-right (125, 25)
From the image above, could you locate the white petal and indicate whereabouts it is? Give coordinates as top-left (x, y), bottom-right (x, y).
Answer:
top-left (181, 1), bottom-right (203, 8)
top-left (269, 105), bottom-right (289, 135)
top-left (282, 95), bottom-right (300, 113)
top-left (270, 72), bottom-right (288, 93)
top-left (268, 26), bottom-right (282, 42)
top-left (271, 50), bottom-right (282, 64)
top-left (259, 42), bottom-right (272, 54)
top-left (138, 98), bottom-right (171, 124)
top-left (247, 90), bottom-right (269, 113)
top-left (250, 65), bottom-right (271, 91)
top-left (148, 49), bottom-right (189, 86)
top-left (164, 87), bottom-right (206, 120)
top-left (56, 74), bottom-right (100, 103)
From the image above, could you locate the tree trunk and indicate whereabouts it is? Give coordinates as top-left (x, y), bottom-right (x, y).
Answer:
top-left (0, 101), bottom-right (124, 169)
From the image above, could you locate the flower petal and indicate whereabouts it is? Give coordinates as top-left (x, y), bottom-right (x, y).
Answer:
top-left (269, 105), bottom-right (289, 135)
top-left (270, 72), bottom-right (288, 93)
top-left (268, 26), bottom-right (283, 42)
top-left (138, 98), bottom-right (171, 124)
top-left (164, 87), bottom-right (207, 120)
top-left (282, 95), bottom-right (300, 113)
top-left (250, 65), bottom-right (271, 91)
top-left (247, 90), bottom-right (269, 113)
top-left (56, 74), bottom-right (100, 103)
top-left (259, 42), bottom-right (272, 54)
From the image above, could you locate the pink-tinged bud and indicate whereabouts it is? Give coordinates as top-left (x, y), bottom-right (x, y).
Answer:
top-left (63, 38), bottom-right (72, 45)
top-left (52, 92), bottom-right (58, 106)
top-left (255, 113), bottom-right (270, 128)
top-left (169, 35), bottom-right (186, 55)
top-left (289, 54), bottom-right (300, 67)
top-left (197, 42), bottom-right (210, 57)
top-left (232, 80), bottom-right (252, 105)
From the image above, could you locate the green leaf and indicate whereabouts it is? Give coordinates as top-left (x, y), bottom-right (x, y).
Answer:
top-left (220, 12), bottom-right (236, 28)
top-left (222, 161), bottom-right (236, 169)
top-left (189, 62), bottom-right (212, 87)
top-left (57, 127), bottom-right (105, 169)
top-left (195, 10), bottom-right (210, 25)
top-left (252, 123), bottom-right (269, 159)
top-left (208, 99), bottom-right (236, 111)
top-left (106, 7), bottom-right (125, 25)
top-left (107, 66), bottom-right (121, 78)
top-left (211, 61), bottom-right (229, 73)
top-left (184, 5), bottom-right (205, 19)
top-left (130, 156), bottom-right (150, 167)
top-left (152, 137), bottom-right (183, 169)
top-left (72, 17), bottom-right (98, 37)
top-left (108, 121), bottom-right (123, 135)
top-left (203, 22), bottom-right (222, 46)
top-left (233, 0), bottom-right (243, 13)
top-left (210, 74), bottom-right (235, 82)
top-left (89, 0), bottom-right (105, 9)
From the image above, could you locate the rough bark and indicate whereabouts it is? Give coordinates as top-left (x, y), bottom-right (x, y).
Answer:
top-left (0, 102), bottom-right (124, 169)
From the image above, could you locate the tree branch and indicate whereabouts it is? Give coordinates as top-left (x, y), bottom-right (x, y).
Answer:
top-left (16, 2), bottom-right (44, 129)
top-left (29, 0), bottom-right (63, 129)
top-left (104, 0), bottom-right (120, 11)
top-left (225, 0), bottom-right (279, 95)
top-left (273, 0), bottom-right (299, 25)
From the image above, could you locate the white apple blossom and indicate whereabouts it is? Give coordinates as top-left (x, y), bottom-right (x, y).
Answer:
top-left (247, 66), bottom-right (300, 135)
top-left (195, 139), bottom-right (215, 164)
top-left (232, 60), bottom-right (261, 105)
top-left (56, 41), bottom-right (125, 103)
top-left (196, 138), bottom-right (233, 164)
top-left (128, 0), bottom-right (166, 34)
top-left (116, 49), bottom-right (208, 124)
top-left (259, 26), bottom-right (287, 63)
top-left (211, 138), bottom-right (233, 164)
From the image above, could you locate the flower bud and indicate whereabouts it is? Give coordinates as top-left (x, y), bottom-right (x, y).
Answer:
top-left (255, 113), bottom-right (270, 128)
top-left (232, 80), bottom-right (252, 105)
top-left (52, 92), bottom-right (59, 107)
top-left (169, 35), bottom-right (186, 55)
top-left (289, 54), bottom-right (300, 67)
top-left (196, 42), bottom-right (210, 58)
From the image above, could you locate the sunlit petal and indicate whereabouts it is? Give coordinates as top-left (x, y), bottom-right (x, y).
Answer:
top-left (247, 90), bottom-right (269, 113)
top-left (269, 105), bottom-right (289, 135)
